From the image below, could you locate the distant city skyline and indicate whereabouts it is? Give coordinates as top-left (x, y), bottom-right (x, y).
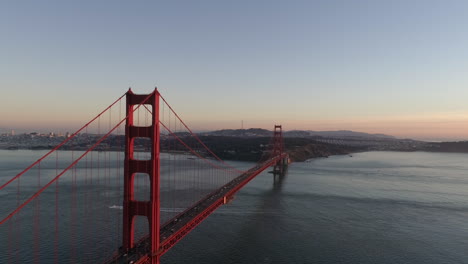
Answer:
top-left (2, 1), bottom-right (468, 141)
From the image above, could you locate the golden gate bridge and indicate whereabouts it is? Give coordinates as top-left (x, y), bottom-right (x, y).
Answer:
top-left (0, 88), bottom-right (288, 264)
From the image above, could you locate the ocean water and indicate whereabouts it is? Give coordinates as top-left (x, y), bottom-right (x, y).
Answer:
top-left (2, 150), bottom-right (468, 263)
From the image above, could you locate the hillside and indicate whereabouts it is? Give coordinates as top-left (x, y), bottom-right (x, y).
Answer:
top-left (201, 128), bottom-right (395, 140)
top-left (161, 136), bottom-right (361, 162)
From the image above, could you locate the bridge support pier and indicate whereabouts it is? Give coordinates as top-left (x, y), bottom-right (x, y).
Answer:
top-left (123, 88), bottom-right (161, 264)
top-left (272, 156), bottom-right (288, 175)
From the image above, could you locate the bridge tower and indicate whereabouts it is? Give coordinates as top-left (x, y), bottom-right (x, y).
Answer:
top-left (272, 125), bottom-right (288, 175)
top-left (123, 88), bottom-right (161, 264)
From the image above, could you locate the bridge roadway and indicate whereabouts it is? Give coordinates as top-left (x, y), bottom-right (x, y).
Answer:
top-left (106, 155), bottom-right (286, 264)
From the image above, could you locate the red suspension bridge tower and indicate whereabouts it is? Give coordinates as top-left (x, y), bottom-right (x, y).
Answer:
top-left (123, 89), bottom-right (161, 264)
top-left (118, 89), bottom-right (289, 263)
top-left (272, 125), bottom-right (288, 175)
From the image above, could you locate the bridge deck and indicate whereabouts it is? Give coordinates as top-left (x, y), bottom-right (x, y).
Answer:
top-left (105, 155), bottom-right (284, 264)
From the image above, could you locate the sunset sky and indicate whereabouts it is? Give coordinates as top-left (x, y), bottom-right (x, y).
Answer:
top-left (1, 1), bottom-right (468, 141)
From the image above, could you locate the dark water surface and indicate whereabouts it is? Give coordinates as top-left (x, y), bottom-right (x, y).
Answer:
top-left (2, 150), bottom-right (468, 263)
top-left (163, 151), bottom-right (468, 264)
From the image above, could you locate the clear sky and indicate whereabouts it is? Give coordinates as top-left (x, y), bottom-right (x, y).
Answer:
top-left (1, 0), bottom-right (468, 141)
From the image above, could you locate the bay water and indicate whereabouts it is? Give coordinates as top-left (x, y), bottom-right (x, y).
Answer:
top-left (1, 150), bottom-right (468, 263)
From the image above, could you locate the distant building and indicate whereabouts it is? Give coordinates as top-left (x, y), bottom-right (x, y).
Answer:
top-left (10, 130), bottom-right (15, 136)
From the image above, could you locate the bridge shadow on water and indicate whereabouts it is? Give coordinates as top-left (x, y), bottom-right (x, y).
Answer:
top-left (213, 168), bottom-right (290, 264)
top-left (271, 167), bottom-right (288, 192)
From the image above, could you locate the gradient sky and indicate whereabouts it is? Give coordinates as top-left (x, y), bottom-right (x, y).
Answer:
top-left (1, 0), bottom-right (468, 141)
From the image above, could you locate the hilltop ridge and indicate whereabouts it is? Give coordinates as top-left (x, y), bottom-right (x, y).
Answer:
top-left (199, 128), bottom-right (395, 140)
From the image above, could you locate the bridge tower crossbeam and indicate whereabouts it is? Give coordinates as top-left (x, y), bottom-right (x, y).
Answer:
top-left (123, 88), bottom-right (161, 264)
